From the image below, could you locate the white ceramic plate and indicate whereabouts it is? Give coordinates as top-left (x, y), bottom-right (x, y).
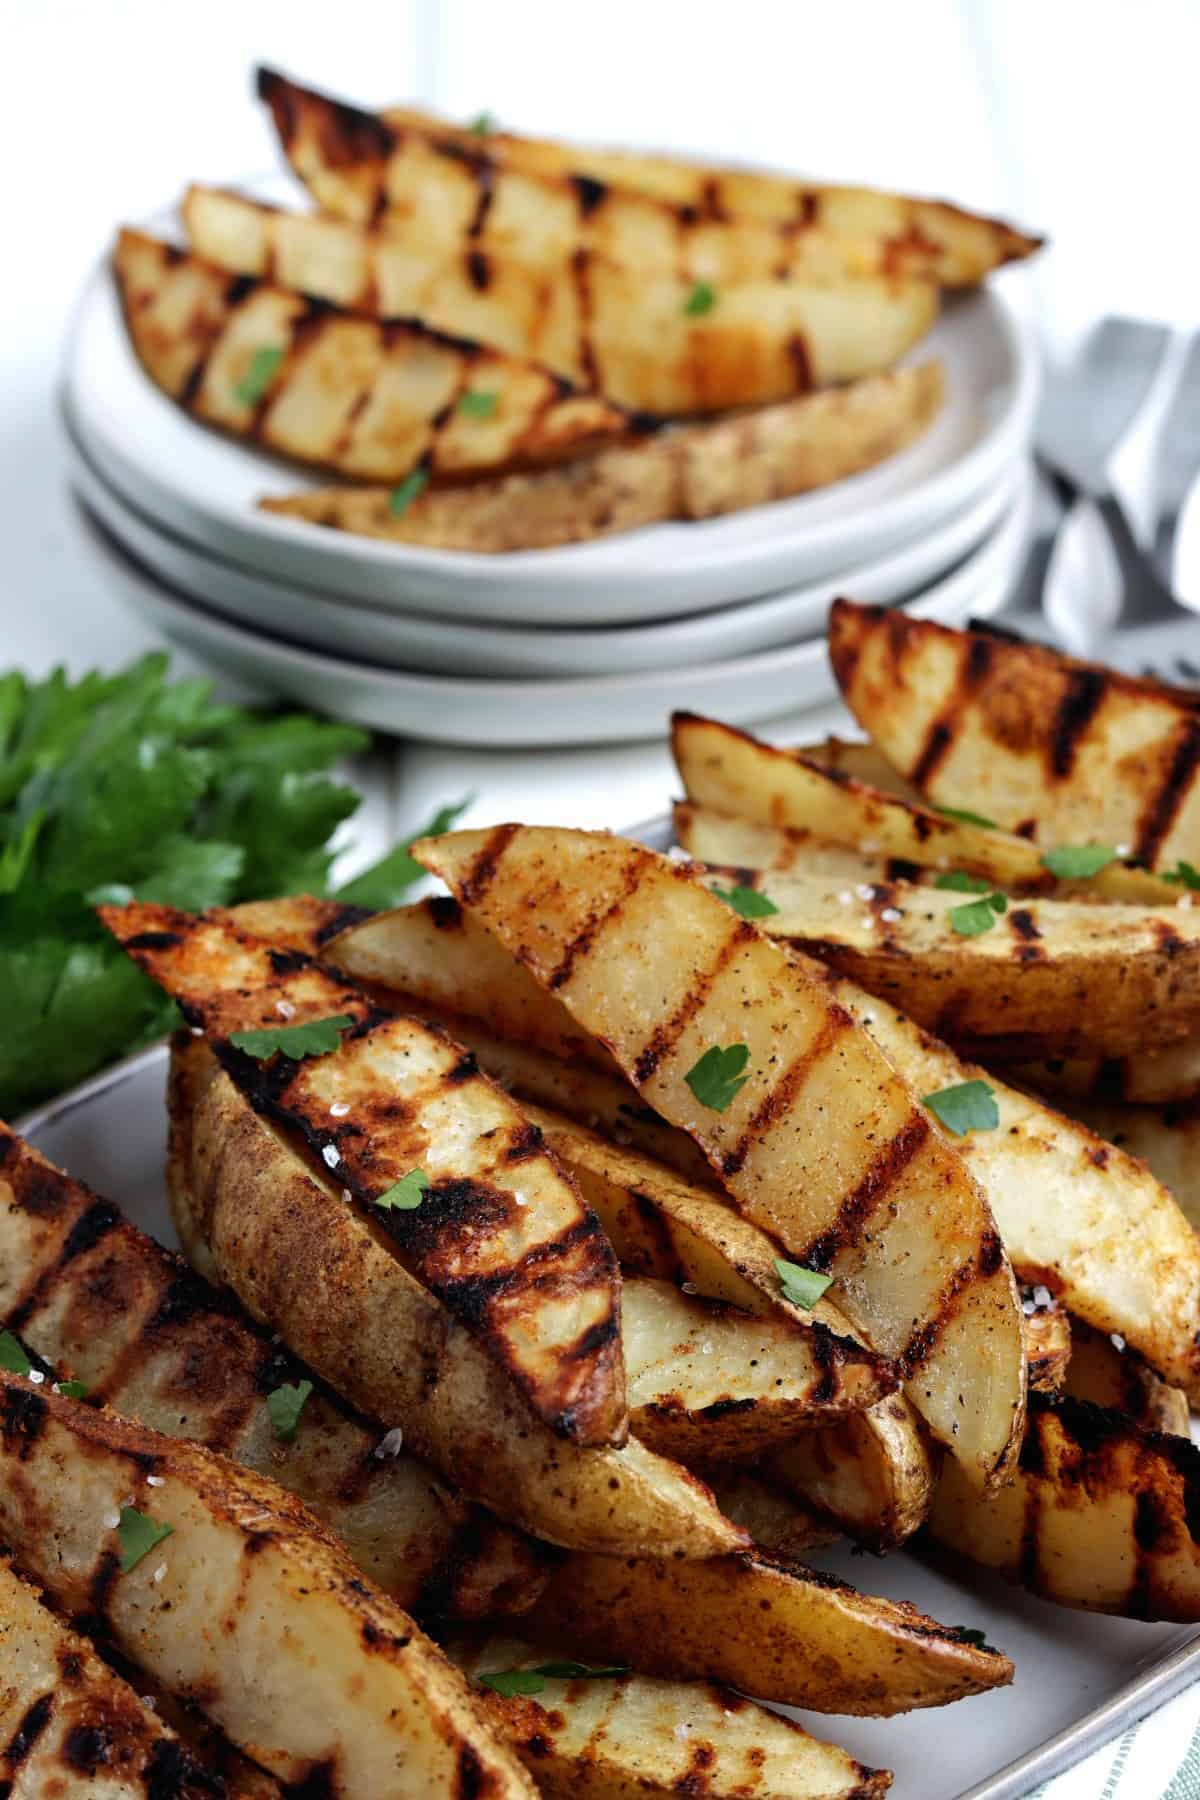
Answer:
top-left (64, 184), bottom-right (1038, 626)
top-left (20, 1039), bottom-right (1200, 1800)
top-left (77, 466), bottom-right (1032, 747)
top-left (65, 405), bottom-right (1024, 681)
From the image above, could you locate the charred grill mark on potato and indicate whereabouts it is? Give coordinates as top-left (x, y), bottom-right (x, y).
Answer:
top-left (1049, 669), bottom-right (1107, 777)
top-left (721, 1005), bottom-right (853, 1179)
top-left (632, 919), bottom-right (756, 1086)
top-left (800, 1112), bottom-right (931, 1274)
top-left (1135, 718), bottom-right (1200, 864)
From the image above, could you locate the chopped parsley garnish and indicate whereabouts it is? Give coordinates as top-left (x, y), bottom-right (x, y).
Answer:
top-left (390, 468), bottom-right (430, 517)
top-left (479, 1660), bottom-right (628, 1697)
top-left (1164, 860), bottom-right (1200, 890)
top-left (1040, 844), bottom-right (1116, 880)
top-left (948, 891), bottom-right (1008, 936)
top-left (683, 280), bottom-right (716, 316)
top-left (336, 796), bottom-right (472, 908)
top-left (228, 1013), bottom-right (355, 1063)
top-left (469, 111), bottom-right (494, 136)
top-left (117, 1506), bottom-right (173, 1573)
top-left (775, 1259), bottom-right (833, 1310)
top-left (234, 346), bottom-right (284, 408)
top-left (267, 1378), bottom-right (314, 1442)
top-left (0, 1331), bottom-right (31, 1376)
top-left (375, 1169), bottom-right (430, 1211)
top-left (711, 883), bottom-right (779, 919)
top-left (934, 870), bottom-right (991, 894)
top-left (923, 1079), bottom-right (999, 1137)
top-left (457, 390), bottom-right (498, 419)
top-left (56, 1380), bottom-right (89, 1400)
top-left (937, 805), bottom-right (998, 830)
top-left (684, 1043), bottom-right (751, 1112)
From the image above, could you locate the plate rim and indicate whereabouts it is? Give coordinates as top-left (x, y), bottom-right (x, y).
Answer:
top-left (64, 394), bottom-right (1026, 675)
top-left (75, 464), bottom-right (1034, 701)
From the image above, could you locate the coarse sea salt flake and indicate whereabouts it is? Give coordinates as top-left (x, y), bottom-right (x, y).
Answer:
top-left (838, 889), bottom-right (853, 905)
top-left (1033, 1285), bottom-right (1052, 1309)
top-left (374, 1428), bottom-right (405, 1459)
top-left (880, 906), bottom-right (903, 923)
top-left (1111, 1332), bottom-right (1126, 1352)
top-left (147, 1475), bottom-right (164, 1487)
top-left (27, 1370), bottom-right (44, 1385)
top-left (322, 1144), bottom-right (340, 1169)
top-left (330, 1100), bottom-right (350, 1117)
top-left (104, 1510), bottom-right (121, 1530)
top-left (275, 999), bottom-right (296, 1020)
top-left (152, 1563), bottom-right (167, 1584)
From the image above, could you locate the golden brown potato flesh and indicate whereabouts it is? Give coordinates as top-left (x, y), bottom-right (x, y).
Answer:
top-left (1064, 1319), bottom-right (1191, 1435)
top-left (113, 229), bottom-right (625, 482)
top-left (0, 1558), bottom-right (255, 1798)
top-left (930, 1396), bottom-right (1200, 1620)
top-left (0, 1118), bottom-right (547, 1621)
top-left (378, 95), bottom-right (1041, 284)
top-left (416, 825), bottom-right (1026, 1491)
top-left (829, 599), bottom-right (1200, 872)
top-left (260, 365), bottom-right (943, 548)
top-left (707, 863), bottom-right (1200, 1060)
top-left (171, 1043), bottom-right (746, 1560)
top-left (0, 1375), bottom-right (534, 1797)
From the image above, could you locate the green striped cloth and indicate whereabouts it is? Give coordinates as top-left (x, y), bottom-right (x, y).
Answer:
top-left (1029, 1690), bottom-right (1200, 1798)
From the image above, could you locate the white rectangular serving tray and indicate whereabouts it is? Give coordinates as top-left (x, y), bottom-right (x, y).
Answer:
top-left (21, 981), bottom-right (1200, 1800)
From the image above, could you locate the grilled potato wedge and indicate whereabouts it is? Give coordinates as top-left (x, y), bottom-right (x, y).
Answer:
top-left (711, 864), bottom-right (1200, 1059)
top-left (829, 600), bottom-right (1200, 871)
top-left (0, 1557), bottom-right (259, 1799)
top-left (113, 229), bottom-right (625, 482)
top-left (448, 1634), bottom-right (889, 1798)
top-left (186, 184), bottom-right (943, 423)
top-left (0, 1375), bottom-right (534, 1796)
top-left (261, 364), bottom-right (943, 550)
top-left (103, 902), bottom-right (626, 1450)
top-left (264, 69), bottom-right (1028, 294)
top-left (416, 825), bottom-right (1026, 1489)
top-left (1010, 1041), bottom-right (1200, 1106)
top-left (790, 735), bottom-right (924, 798)
top-left (379, 97), bottom-right (1041, 285)
top-left (0, 1119), bottom-right (547, 1620)
top-left (930, 1396), bottom-right (1200, 1620)
top-left (623, 1277), bottom-right (886, 1463)
top-left (529, 1550), bottom-right (1012, 1714)
top-left (172, 1041), bottom-right (744, 1559)
top-left (258, 70), bottom-right (941, 413)
top-left (1064, 1320), bottom-right (1190, 1436)
top-left (672, 713), bottom-right (1178, 903)
top-left (811, 964), bottom-right (1200, 1391)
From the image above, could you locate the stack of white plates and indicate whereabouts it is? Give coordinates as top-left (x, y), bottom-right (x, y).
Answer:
top-left (63, 211), bottom-right (1039, 747)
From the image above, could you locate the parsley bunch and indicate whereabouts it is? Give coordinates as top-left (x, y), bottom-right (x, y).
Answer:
top-left (0, 653), bottom-right (455, 1116)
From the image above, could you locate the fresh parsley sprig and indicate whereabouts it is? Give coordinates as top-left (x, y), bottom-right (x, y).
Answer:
top-left (390, 468), bottom-right (429, 517)
top-left (934, 870), bottom-right (991, 894)
top-left (1163, 860), bottom-right (1200, 890)
top-left (937, 805), bottom-right (998, 829)
top-left (683, 281), bottom-right (716, 316)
